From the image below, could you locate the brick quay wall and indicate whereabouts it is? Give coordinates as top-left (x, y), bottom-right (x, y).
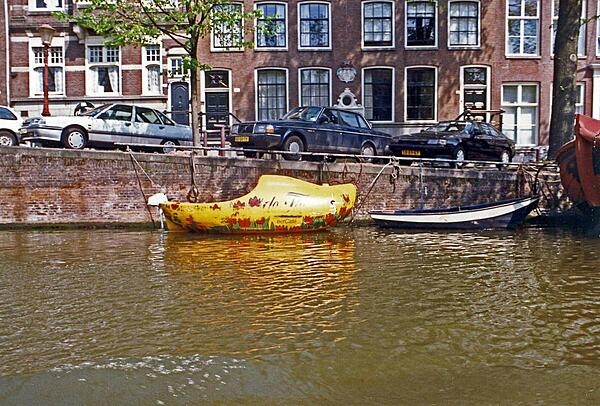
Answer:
top-left (0, 147), bottom-right (564, 228)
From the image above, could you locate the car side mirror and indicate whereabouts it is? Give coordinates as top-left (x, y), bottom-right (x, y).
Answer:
top-left (317, 116), bottom-right (329, 124)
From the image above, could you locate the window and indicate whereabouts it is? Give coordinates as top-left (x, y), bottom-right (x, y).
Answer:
top-left (0, 107), bottom-right (18, 121)
top-left (597, 1), bottom-right (600, 55)
top-left (135, 106), bottom-right (162, 124)
top-left (87, 45), bottom-right (120, 95)
top-left (363, 68), bottom-right (393, 121)
top-left (101, 104), bottom-right (133, 121)
top-left (449, 1), bottom-right (479, 47)
top-left (143, 45), bottom-right (162, 95)
top-left (32, 46), bottom-right (64, 96)
top-left (299, 68), bottom-right (330, 106)
top-left (29, 0), bottom-right (64, 11)
top-left (362, 1), bottom-right (394, 48)
top-left (298, 2), bottom-right (330, 49)
top-left (256, 69), bottom-right (287, 120)
top-left (551, 0), bottom-right (585, 56)
top-left (256, 3), bottom-right (287, 49)
top-left (501, 84), bottom-right (538, 145)
top-left (575, 83), bottom-right (584, 115)
top-left (212, 3), bottom-right (243, 51)
top-left (506, 0), bottom-right (539, 56)
top-left (406, 1), bottom-right (436, 47)
top-left (406, 67), bottom-right (436, 121)
top-left (168, 57), bottom-right (186, 78)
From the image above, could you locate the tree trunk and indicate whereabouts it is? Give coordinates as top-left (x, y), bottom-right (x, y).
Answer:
top-left (547, 0), bottom-right (582, 159)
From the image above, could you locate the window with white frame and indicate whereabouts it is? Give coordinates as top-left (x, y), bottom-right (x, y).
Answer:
top-left (299, 68), bottom-right (330, 106)
top-left (552, 0), bottom-right (585, 56)
top-left (87, 45), bottom-right (120, 95)
top-left (449, 1), bottom-right (480, 47)
top-left (257, 3), bottom-right (287, 49)
top-left (298, 2), bottom-right (330, 49)
top-left (406, 1), bottom-right (437, 47)
top-left (597, 1), bottom-right (600, 55)
top-left (143, 44), bottom-right (162, 94)
top-left (168, 57), bottom-right (186, 78)
top-left (575, 83), bottom-right (585, 115)
top-left (212, 3), bottom-right (244, 50)
top-left (256, 69), bottom-right (287, 120)
top-left (362, 1), bottom-right (394, 48)
top-left (29, 0), bottom-right (64, 11)
top-left (501, 84), bottom-right (538, 145)
top-left (363, 68), bottom-right (393, 121)
top-left (406, 67), bottom-right (436, 120)
top-left (506, 0), bottom-right (539, 56)
top-left (32, 46), bottom-right (64, 96)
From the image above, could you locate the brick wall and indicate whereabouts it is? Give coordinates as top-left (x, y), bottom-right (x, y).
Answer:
top-left (0, 147), bottom-right (561, 227)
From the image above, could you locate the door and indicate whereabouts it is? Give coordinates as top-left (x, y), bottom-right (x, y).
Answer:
top-left (170, 81), bottom-right (190, 125)
top-left (205, 92), bottom-right (229, 131)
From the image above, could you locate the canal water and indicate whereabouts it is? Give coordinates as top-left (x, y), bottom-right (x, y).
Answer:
top-left (1, 226), bottom-right (599, 405)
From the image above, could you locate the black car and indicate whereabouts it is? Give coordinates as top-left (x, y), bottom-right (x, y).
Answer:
top-left (387, 116), bottom-right (516, 168)
top-left (227, 106), bottom-right (392, 161)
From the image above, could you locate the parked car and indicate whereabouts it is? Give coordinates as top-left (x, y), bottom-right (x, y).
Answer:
top-left (19, 103), bottom-right (192, 153)
top-left (227, 106), bottom-right (392, 162)
top-left (387, 112), bottom-right (515, 168)
top-left (0, 105), bottom-right (23, 147)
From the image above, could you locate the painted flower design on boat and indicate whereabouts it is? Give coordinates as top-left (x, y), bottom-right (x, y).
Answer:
top-left (248, 196), bottom-right (262, 207)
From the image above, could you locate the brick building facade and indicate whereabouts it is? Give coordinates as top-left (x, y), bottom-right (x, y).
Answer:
top-left (2, 0), bottom-right (600, 153)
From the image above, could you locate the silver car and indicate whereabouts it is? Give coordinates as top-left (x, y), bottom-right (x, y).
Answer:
top-left (20, 103), bottom-right (192, 153)
top-left (0, 105), bottom-right (23, 147)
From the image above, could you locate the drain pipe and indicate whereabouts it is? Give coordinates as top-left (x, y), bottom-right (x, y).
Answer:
top-left (3, 0), bottom-right (10, 103)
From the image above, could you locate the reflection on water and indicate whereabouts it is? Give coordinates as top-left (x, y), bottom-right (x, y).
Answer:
top-left (1, 227), bottom-right (600, 405)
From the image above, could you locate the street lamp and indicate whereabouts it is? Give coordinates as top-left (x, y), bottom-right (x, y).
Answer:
top-left (38, 24), bottom-right (56, 117)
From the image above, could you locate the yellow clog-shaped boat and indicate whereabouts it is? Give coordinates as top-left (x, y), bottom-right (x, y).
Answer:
top-left (159, 175), bottom-right (357, 233)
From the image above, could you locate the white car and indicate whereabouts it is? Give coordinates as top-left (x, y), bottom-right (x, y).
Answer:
top-left (0, 105), bottom-right (23, 147)
top-left (20, 103), bottom-right (193, 153)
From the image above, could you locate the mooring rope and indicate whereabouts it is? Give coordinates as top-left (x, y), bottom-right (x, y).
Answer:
top-left (129, 151), bottom-right (156, 227)
top-left (186, 151), bottom-right (200, 202)
top-left (348, 157), bottom-right (399, 223)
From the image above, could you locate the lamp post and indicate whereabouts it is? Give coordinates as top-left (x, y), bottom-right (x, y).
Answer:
top-left (38, 24), bottom-right (56, 117)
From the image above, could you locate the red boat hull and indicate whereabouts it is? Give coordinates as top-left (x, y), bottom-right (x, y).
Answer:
top-left (556, 114), bottom-right (600, 207)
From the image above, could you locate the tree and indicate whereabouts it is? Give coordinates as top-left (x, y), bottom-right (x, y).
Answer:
top-left (56, 0), bottom-right (262, 146)
top-left (547, 0), bottom-right (583, 159)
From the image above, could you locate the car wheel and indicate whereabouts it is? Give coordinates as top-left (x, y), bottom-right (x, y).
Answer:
top-left (359, 143), bottom-right (376, 163)
top-left (497, 149), bottom-right (511, 169)
top-left (451, 147), bottom-right (466, 169)
top-left (161, 140), bottom-right (179, 153)
top-left (0, 130), bottom-right (17, 147)
top-left (282, 135), bottom-right (304, 161)
top-left (62, 127), bottom-right (87, 149)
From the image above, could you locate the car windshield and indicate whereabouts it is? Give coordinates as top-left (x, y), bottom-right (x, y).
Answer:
top-left (425, 122), bottom-right (467, 133)
top-left (282, 107), bottom-right (323, 122)
top-left (84, 104), bottom-right (111, 117)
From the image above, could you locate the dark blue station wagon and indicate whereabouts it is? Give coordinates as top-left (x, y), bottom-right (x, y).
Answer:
top-left (227, 106), bottom-right (392, 162)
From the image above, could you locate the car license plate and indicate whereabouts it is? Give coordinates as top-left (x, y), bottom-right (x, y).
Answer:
top-left (235, 136), bottom-right (249, 143)
top-left (402, 149), bottom-right (421, 157)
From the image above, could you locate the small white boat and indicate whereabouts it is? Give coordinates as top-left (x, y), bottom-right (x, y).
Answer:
top-left (369, 196), bottom-right (539, 230)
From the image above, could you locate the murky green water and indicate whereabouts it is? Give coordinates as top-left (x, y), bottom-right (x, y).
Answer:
top-left (1, 227), bottom-right (599, 405)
